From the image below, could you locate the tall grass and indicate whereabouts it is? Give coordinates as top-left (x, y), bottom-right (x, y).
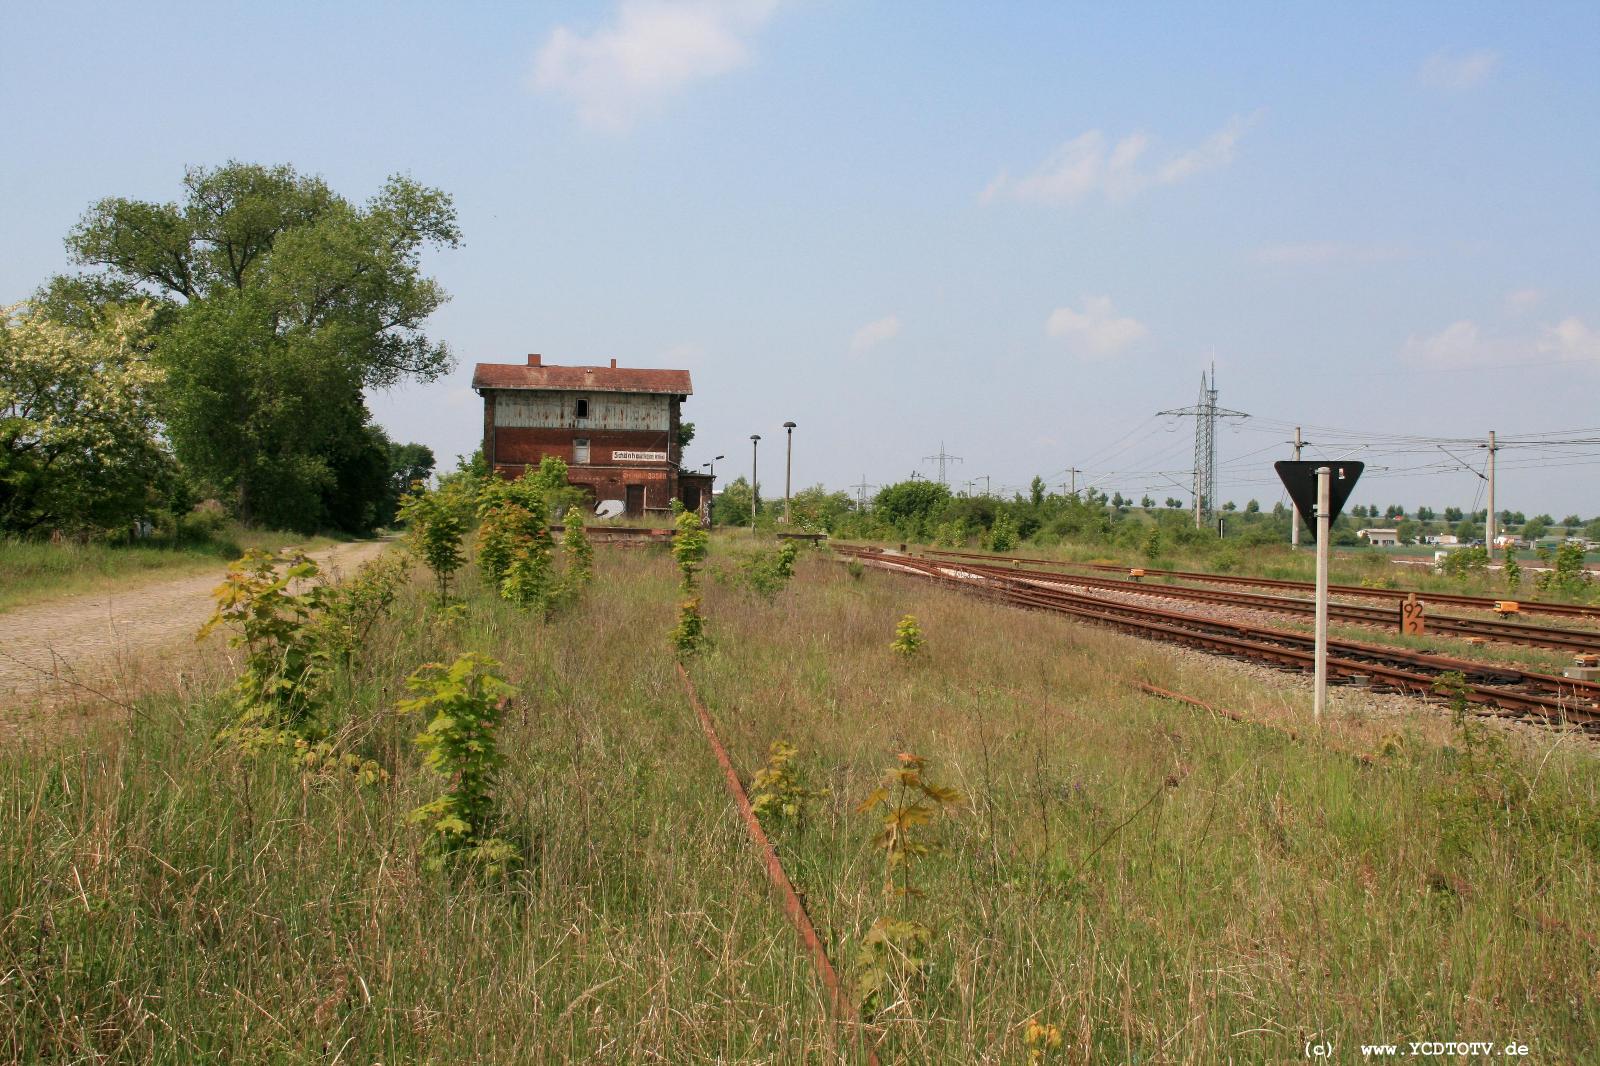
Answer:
top-left (3, 538), bottom-right (1597, 1061)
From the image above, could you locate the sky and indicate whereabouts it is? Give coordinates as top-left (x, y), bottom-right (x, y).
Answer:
top-left (3, 1), bottom-right (1599, 517)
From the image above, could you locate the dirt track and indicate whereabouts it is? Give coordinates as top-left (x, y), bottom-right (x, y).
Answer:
top-left (0, 540), bottom-right (390, 713)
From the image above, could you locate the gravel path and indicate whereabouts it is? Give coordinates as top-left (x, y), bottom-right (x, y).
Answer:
top-left (0, 539), bottom-right (390, 712)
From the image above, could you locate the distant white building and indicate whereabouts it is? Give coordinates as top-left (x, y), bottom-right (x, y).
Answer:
top-left (1358, 528), bottom-right (1400, 547)
top-left (1423, 533), bottom-right (1460, 546)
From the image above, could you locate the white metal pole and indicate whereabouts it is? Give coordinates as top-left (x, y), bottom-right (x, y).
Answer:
top-left (1485, 429), bottom-right (1497, 556)
top-left (1290, 426), bottom-right (1302, 550)
top-left (1314, 465), bottom-right (1331, 725)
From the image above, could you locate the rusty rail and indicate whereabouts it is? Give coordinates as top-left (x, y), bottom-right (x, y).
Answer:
top-left (674, 663), bottom-right (880, 1065)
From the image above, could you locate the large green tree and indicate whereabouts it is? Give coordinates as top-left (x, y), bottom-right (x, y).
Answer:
top-left (48, 162), bottom-right (460, 532)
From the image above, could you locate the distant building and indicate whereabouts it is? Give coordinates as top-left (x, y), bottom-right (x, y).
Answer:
top-left (1422, 533), bottom-right (1460, 546)
top-left (1357, 528), bottom-right (1400, 547)
top-left (472, 354), bottom-right (712, 520)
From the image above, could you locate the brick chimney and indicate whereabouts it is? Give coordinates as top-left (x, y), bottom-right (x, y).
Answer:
top-left (609, 358), bottom-right (617, 368)
top-left (527, 353), bottom-right (542, 366)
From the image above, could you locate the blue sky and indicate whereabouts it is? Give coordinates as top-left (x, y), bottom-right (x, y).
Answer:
top-left (4, 2), bottom-right (1598, 515)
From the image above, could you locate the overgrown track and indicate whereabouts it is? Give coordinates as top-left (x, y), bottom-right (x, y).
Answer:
top-left (921, 547), bottom-right (1600, 622)
top-left (838, 547), bottom-right (1600, 730)
top-left (909, 553), bottom-right (1600, 654)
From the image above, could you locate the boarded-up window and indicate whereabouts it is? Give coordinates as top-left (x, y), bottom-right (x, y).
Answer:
top-left (574, 438), bottom-right (591, 464)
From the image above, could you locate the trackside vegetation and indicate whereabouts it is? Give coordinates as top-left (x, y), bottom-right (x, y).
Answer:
top-left (4, 520), bottom-right (1600, 1061)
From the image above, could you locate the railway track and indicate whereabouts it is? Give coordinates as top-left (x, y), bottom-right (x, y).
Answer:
top-left (909, 553), bottom-right (1600, 654)
top-left (837, 546), bottom-right (1600, 729)
top-left (921, 547), bottom-right (1600, 622)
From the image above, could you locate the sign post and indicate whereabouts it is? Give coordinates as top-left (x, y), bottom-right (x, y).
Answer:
top-left (1313, 466), bottom-right (1331, 725)
top-left (1275, 460), bottom-right (1363, 727)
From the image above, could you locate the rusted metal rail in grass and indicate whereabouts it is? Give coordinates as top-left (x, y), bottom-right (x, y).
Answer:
top-left (920, 554), bottom-right (1600, 654)
top-left (838, 546), bottom-right (1600, 730)
top-left (674, 663), bottom-right (881, 1066)
top-left (920, 547), bottom-right (1600, 622)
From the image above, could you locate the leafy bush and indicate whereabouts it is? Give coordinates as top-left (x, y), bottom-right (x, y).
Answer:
top-left (1440, 545), bottom-right (1488, 579)
top-left (501, 539), bottom-right (555, 614)
top-left (671, 509), bottom-right (710, 656)
top-left (398, 483), bottom-right (467, 602)
top-left (1534, 541), bottom-right (1591, 598)
top-left (983, 512), bottom-right (1018, 553)
top-left (401, 653), bottom-right (519, 875)
top-left (750, 741), bottom-right (829, 833)
top-left (854, 753), bottom-right (962, 1014)
top-left (198, 549), bottom-right (331, 742)
top-left (739, 541), bottom-right (799, 598)
top-left (562, 506), bottom-right (593, 588)
top-left (475, 502), bottom-right (540, 588)
top-left (891, 614), bottom-right (924, 657)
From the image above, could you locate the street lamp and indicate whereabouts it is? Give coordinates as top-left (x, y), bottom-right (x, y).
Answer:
top-left (750, 435), bottom-right (761, 532)
top-left (782, 422), bottom-right (797, 523)
top-left (703, 455), bottom-right (724, 528)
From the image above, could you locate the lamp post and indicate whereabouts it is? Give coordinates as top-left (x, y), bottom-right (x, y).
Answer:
top-left (782, 421), bottom-right (797, 523)
top-left (750, 435), bottom-right (761, 532)
top-left (702, 455), bottom-right (724, 527)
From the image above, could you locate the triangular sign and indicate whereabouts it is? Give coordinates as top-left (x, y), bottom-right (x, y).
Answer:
top-left (1274, 461), bottom-right (1364, 543)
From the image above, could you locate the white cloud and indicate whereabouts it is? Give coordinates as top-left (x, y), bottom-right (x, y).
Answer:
top-left (1254, 241), bottom-right (1408, 265)
top-left (1403, 320), bottom-right (1490, 365)
top-left (1505, 288), bottom-right (1544, 314)
top-left (1539, 317), bottom-right (1600, 362)
top-left (850, 314), bottom-right (901, 354)
top-left (1046, 297), bottom-right (1148, 357)
top-left (1403, 315), bottom-right (1600, 367)
top-left (532, 0), bottom-right (779, 130)
top-left (982, 113), bottom-right (1258, 207)
top-left (1418, 49), bottom-right (1499, 91)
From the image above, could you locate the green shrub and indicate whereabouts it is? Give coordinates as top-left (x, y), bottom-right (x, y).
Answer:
top-left (398, 484), bottom-right (467, 603)
top-left (890, 613), bottom-right (924, 657)
top-left (198, 549), bottom-right (331, 742)
top-left (401, 653), bottom-right (519, 875)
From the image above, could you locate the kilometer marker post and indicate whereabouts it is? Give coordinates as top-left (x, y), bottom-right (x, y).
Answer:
top-left (1313, 465), bottom-right (1330, 725)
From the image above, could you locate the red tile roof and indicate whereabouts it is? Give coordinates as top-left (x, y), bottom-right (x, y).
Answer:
top-left (472, 363), bottom-right (693, 395)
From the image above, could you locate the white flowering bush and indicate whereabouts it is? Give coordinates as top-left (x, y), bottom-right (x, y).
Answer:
top-left (0, 301), bottom-right (171, 534)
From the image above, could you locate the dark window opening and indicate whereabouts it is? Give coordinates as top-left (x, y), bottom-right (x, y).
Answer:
top-left (575, 398), bottom-right (589, 419)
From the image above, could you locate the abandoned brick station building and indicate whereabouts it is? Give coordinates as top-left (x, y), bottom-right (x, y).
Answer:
top-left (473, 354), bottom-right (712, 519)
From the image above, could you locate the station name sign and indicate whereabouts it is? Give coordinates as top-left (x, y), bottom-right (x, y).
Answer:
top-left (612, 450), bottom-right (668, 463)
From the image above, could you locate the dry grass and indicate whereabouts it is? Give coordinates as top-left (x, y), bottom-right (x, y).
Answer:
top-left (3, 535), bottom-right (1598, 1062)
